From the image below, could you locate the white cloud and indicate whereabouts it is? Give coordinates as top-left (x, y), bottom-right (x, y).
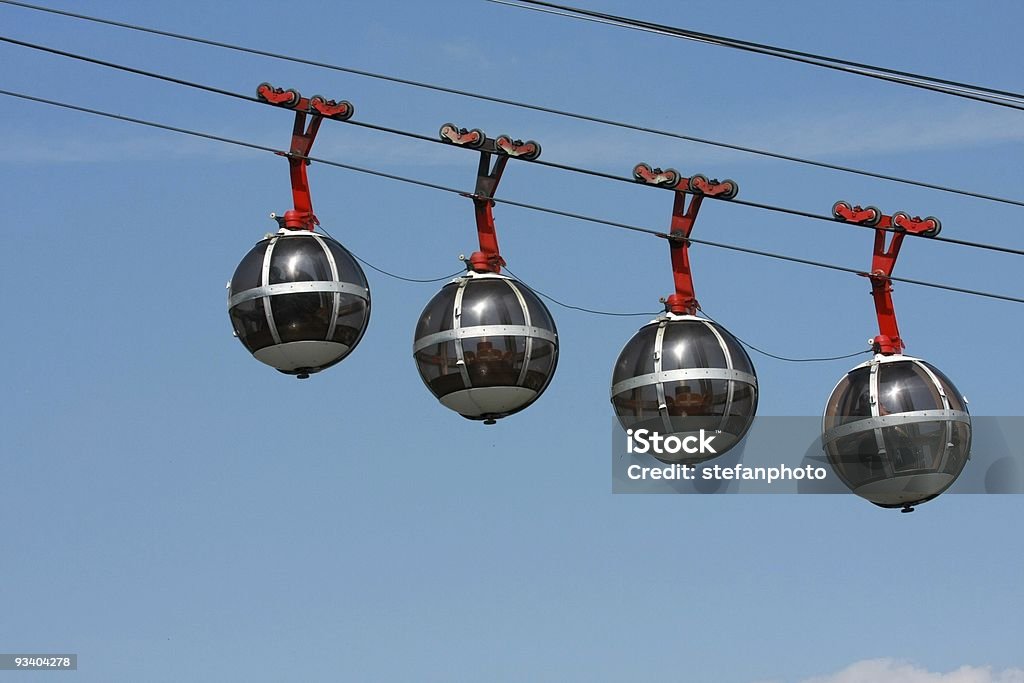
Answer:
top-left (801, 658), bottom-right (1024, 683)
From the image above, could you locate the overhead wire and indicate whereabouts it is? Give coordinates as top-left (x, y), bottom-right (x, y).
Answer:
top-left (492, 0), bottom-right (1024, 110)
top-left (1, 0), bottom-right (1023, 208)
top-left (502, 267), bottom-right (660, 317)
top-left (3, 34), bottom-right (1023, 258)
top-left (699, 312), bottom-right (872, 363)
top-left (2, 87), bottom-right (1023, 307)
top-left (314, 225), bottom-right (465, 283)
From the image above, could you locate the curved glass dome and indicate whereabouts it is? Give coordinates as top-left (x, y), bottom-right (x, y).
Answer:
top-left (228, 229), bottom-right (370, 377)
top-left (611, 314), bottom-right (758, 463)
top-left (822, 355), bottom-right (971, 510)
top-left (413, 272), bottom-right (558, 423)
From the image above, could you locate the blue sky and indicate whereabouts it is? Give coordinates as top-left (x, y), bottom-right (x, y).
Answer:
top-left (1, 1), bottom-right (1022, 681)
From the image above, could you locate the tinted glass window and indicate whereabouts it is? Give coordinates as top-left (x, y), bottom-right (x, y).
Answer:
top-left (923, 362), bottom-right (967, 412)
top-left (270, 292), bottom-right (333, 342)
top-left (462, 336), bottom-right (524, 388)
top-left (515, 281), bottom-right (557, 332)
top-left (332, 294), bottom-right (369, 346)
top-left (663, 378), bottom-right (728, 434)
top-left (827, 431), bottom-right (888, 488)
top-left (943, 422), bottom-right (972, 475)
top-left (459, 279), bottom-right (525, 327)
top-left (660, 321), bottom-right (727, 372)
top-left (415, 341), bottom-right (465, 398)
top-left (877, 361), bottom-right (943, 414)
top-left (883, 422), bottom-right (944, 473)
top-left (717, 326), bottom-right (755, 375)
top-left (724, 384), bottom-right (757, 438)
top-left (612, 323), bottom-right (658, 386)
top-left (229, 297), bottom-right (274, 352)
top-left (415, 283), bottom-right (459, 340)
top-left (324, 238), bottom-right (369, 289)
top-left (523, 339), bottom-right (557, 392)
top-left (268, 236), bottom-right (332, 284)
top-left (824, 366), bottom-right (872, 432)
top-left (612, 383), bottom-right (662, 432)
top-left (230, 240), bottom-right (270, 294)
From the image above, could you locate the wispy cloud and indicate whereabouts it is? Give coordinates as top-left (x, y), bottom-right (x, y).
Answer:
top-left (800, 658), bottom-right (1024, 683)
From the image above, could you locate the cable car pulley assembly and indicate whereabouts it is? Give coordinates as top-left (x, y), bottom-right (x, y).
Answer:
top-left (227, 83), bottom-right (370, 378)
top-left (611, 164), bottom-right (757, 463)
top-left (823, 202), bottom-right (970, 512)
top-left (413, 124), bottom-right (557, 424)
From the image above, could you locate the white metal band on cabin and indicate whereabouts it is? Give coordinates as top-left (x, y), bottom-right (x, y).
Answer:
top-left (262, 237), bottom-right (282, 346)
top-left (704, 319), bottom-right (738, 435)
top-left (506, 279), bottom-right (534, 388)
top-left (610, 368), bottom-right (757, 398)
top-left (228, 281), bottom-right (371, 308)
top-left (413, 325), bottom-right (558, 354)
top-left (821, 410), bottom-right (971, 446)
top-left (314, 234), bottom-right (341, 341)
top-left (451, 278), bottom-right (472, 387)
top-left (652, 323), bottom-right (673, 436)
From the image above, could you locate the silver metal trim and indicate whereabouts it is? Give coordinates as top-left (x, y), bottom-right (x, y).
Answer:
top-left (914, 360), bottom-right (955, 472)
top-left (822, 410), bottom-right (971, 446)
top-left (703, 319), bottom-right (735, 435)
top-left (653, 322), bottom-right (673, 435)
top-left (506, 279), bottom-right (533, 388)
top-left (868, 359), bottom-right (892, 476)
top-left (228, 281), bottom-right (370, 309)
top-left (314, 234), bottom-right (341, 341)
top-left (413, 325), bottom-right (558, 354)
top-left (610, 368), bottom-right (758, 398)
top-left (262, 236), bottom-right (282, 346)
top-left (452, 278), bottom-right (472, 387)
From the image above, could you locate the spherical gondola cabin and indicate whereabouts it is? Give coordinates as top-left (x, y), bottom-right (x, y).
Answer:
top-left (228, 228), bottom-right (370, 378)
top-left (822, 354), bottom-right (971, 511)
top-left (413, 271), bottom-right (558, 424)
top-left (611, 313), bottom-right (758, 463)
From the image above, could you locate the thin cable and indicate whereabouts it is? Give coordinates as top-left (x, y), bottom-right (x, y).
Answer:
top-left (495, 0), bottom-right (1024, 110)
top-left (1, 1), bottom-right (1022, 208)
top-left (503, 267), bottom-right (660, 317)
top-left (3, 87), bottom-right (1022, 307)
top-left (700, 312), bottom-right (872, 363)
top-left (354, 257), bottom-right (463, 284)
top-left (315, 227), bottom-right (464, 283)
top-left (4, 34), bottom-right (1023, 258)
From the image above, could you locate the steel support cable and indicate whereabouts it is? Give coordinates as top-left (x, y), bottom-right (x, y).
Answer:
top-left (0, 1), bottom-right (1022, 208)
top-left (2, 87), bottom-right (1022, 306)
top-left (3, 34), bottom-right (1023, 259)
top-left (493, 0), bottom-right (1024, 109)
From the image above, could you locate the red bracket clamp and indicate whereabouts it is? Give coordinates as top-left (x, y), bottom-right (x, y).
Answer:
top-left (440, 123), bottom-right (542, 273)
top-left (632, 163), bottom-right (739, 199)
top-left (832, 200), bottom-right (943, 355)
top-left (634, 163), bottom-right (739, 315)
top-left (255, 82), bottom-right (355, 231)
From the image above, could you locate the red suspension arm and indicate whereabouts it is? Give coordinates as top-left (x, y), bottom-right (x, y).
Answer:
top-left (439, 124), bottom-right (542, 274)
top-left (832, 201), bottom-right (942, 354)
top-left (255, 82), bottom-right (354, 231)
top-left (633, 163), bottom-right (739, 315)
